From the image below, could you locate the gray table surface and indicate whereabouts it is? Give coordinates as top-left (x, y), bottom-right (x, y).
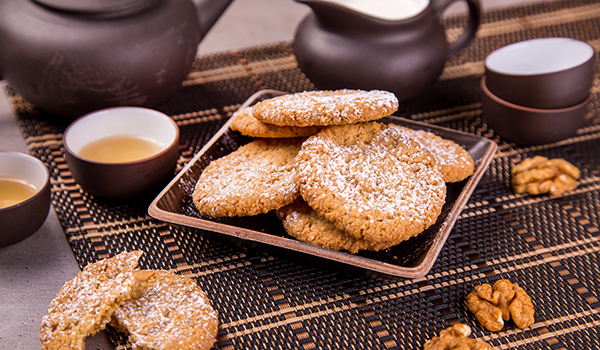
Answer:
top-left (0, 1), bottom-right (549, 349)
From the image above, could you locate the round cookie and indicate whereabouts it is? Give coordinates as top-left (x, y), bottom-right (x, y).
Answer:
top-left (230, 106), bottom-right (322, 138)
top-left (295, 122), bottom-right (446, 244)
top-left (40, 251), bottom-right (144, 350)
top-left (277, 199), bottom-right (399, 253)
top-left (193, 138), bottom-right (302, 217)
top-left (394, 125), bottom-right (475, 183)
top-left (394, 125), bottom-right (475, 182)
top-left (251, 89), bottom-right (399, 127)
top-left (111, 270), bottom-right (218, 350)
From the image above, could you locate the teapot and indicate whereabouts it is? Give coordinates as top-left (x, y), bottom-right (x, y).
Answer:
top-left (293, 0), bottom-right (480, 102)
top-left (0, 0), bottom-right (233, 118)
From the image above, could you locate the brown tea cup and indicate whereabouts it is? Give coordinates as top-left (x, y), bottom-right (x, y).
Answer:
top-left (0, 151), bottom-right (51, 247)
top-left (481, 76), bottom-right (590, 145)
top-left (485, 37), bottom-right (595, 109)
top-left (63, 107), bottom-right (180, 199)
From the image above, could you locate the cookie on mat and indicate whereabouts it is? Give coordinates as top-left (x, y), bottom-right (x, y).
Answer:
top-left (295, 122), bottom-right (446, 244)
top-left (40, 251), bottom-right (143, 350)
top-left (251, 89), bottom-right (399, 127)
top-left (193, 138), bottom-right (302, 217)
top-left (111, 270), bottom-right (218, 350)
top-left (394, 125), bottom-right (475, 183)
top-left (277, 199), bottom-right (398, 253)
top-left (230, 106), bottom-right (322, 138)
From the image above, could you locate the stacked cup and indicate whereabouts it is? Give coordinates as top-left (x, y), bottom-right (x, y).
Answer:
top-left (481, 38), bottom-right (595, 145)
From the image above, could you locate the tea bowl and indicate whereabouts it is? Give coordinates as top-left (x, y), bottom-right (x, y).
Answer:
top-left (485, 37), bottom-right (595, 109)
top-left (481, 76), bottom-right (590, 145)
top-left (0, 151), bottom-right (51, 247)
top-left (63, 107), bottom-right (180, 199)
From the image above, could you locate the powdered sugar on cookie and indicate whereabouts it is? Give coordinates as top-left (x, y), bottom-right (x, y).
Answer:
top-left (393, 125), bottom-right (474, 183)
top-left (277, 199), bottom-right (400, 253)
top-left (112, 270), bottom-right (218, 350)
top-left (193, 138), bottom-right (303, 217)
top-left (40, 251), bottom-right (143, 350)
top-left (295, 122), bottom-right (446, 244)
top-left (40, 251), bottom-right (218, 350)
top-left (252, 89), bottom-right (398, 127)
top-left (231, 106), bottom-right (322, 138)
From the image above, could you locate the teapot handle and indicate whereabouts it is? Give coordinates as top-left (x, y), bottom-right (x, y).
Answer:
top-left (433, 0), bottom-right (481, 57)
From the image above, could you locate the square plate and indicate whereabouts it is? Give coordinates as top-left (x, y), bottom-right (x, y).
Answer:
top-left (149, 90), bottom-right (497, 278)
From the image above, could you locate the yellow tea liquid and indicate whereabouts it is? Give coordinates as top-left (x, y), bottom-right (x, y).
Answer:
top-left (0, 176), bottom-right (39, 209)
top-left (78, 135), bottom-right (164, 163)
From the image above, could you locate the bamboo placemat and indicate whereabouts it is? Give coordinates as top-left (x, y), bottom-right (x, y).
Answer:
top-left (5, 0), bottom-right (600, 348)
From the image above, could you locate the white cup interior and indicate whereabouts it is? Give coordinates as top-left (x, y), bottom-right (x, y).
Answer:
top-left (64, 107), bottom-right (178, 158)
top-left (0, 152), bottom-right (49, 190)
top-left (325, 0), bottom-right (429, 21)
top-left (485, 38), bottom-right (594, 76)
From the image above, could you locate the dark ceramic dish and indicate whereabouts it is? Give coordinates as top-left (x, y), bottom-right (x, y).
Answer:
top-left (485, 37), bottom-right (595, 109)
top-left (0, 151), bottom-right (51, 247)
top-left (293, 0), bottom-right (480, 102)
top-left (63, 107), bottom-right (180, 199)
top-left (148, 90), bottom-right (497, 278)
top-left (481, 76), bottom-right (590, 146)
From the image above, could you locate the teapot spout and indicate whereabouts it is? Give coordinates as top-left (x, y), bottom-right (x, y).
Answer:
top-left (192, 0), bottom-right (234, 39)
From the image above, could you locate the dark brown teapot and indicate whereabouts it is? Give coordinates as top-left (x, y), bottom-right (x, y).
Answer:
top-left (293, 0), bottom-right (480, 101)
top-left (0, 0), bottom-right (233, 118)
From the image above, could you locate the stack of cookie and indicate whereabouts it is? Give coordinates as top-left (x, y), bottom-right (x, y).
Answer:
top-left (193, 89), bottom-right (474, 254)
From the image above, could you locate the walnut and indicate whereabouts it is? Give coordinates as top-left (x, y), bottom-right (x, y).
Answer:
top-left (509, 285), bottom-right (536, 329)
top-left (550, 158), bottom-right (580, 179)
top-left (466, 279), bottom-right (535, 331)
top-left (551, 174), bottom-right (578, 196)
top-left (466, 286), bottom-right (504, 332)
top-left (511, 156), bottom-right (579, 196)
top-left (510, 155), bottom-right (549, 175)
top-left (423, 323), bottom-right (492, 350)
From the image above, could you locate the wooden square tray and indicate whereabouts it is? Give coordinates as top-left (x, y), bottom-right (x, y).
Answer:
top-left (149, 90), bottom-right (497, 278)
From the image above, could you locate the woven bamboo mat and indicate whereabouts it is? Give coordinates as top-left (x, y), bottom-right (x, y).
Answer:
top-left (5, 0), bottom-right (600, 348)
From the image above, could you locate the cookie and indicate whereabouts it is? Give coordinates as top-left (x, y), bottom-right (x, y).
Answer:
top-left (251, 89), bottom-right (398, 127)
top-left (230, 106), bottom-right (322, 138)
top-left (394, 125), bottom-right (475, 183)
top-left (193, 138), bottom-right (303, 217)
top-left (295, 122), bottom-right (446, 244)
top-left (277, 199), bottom-right (398, 253)
top-left (40, 251), bottom-right (143, 350)
top-left (111, 270), bottom-right (218, 350)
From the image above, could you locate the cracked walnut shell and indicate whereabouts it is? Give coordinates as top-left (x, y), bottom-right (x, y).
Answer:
top-left (511, 156), bottom-right (579, 196)
top-left (466, 279), bottom-right (535, 332)
top-left (423, 323), bottom-right (492, 350)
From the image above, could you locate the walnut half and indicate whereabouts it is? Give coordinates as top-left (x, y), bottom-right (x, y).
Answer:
top-left (511, 156), bottom-right (579, 196)
top-left (423, 323), bottom-right (492, 350)
top-left (466, 279), bottom-right (535, 332)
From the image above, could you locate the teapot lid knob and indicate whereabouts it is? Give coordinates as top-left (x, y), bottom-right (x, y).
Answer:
top-left (34, 0), bottom-right (156, 13)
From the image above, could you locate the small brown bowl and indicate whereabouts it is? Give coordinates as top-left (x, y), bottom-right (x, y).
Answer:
top-left (481, 76), bottom-right (590, 145)
top-left (0, 151), bottom-right (51, 247)
top-left (485, 38), bottom-right (595, 109)
top-left (63, 107), bottom-right (179, 199)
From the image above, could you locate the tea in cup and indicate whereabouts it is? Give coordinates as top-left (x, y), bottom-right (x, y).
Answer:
top-left (0, 176), bottom-right (39, 209)
top-left (0, 151), bottom-right (51, 247)
top-left (63, 107), bottom-right (180, 199)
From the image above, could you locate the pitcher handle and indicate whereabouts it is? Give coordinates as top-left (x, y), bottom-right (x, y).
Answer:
top-left (433, 0), bottom-right (481, 57)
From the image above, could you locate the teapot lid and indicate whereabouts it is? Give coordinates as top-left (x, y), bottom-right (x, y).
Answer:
top-left (34, 0), bottom-right (155, 13)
